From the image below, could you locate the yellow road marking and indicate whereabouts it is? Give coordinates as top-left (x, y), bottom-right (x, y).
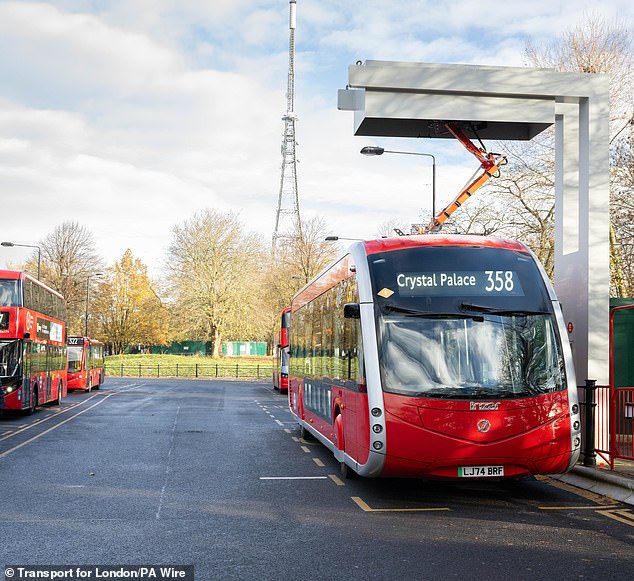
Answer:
top-left (351, 496), bottom-right (450, 513)
top-left (300, 445), bottom-right (311, 453)
top-left (539, 505), bottom-right (620, 510)
top-left (328, 474), bottom-right (345, 486)
top-left (598, 509), bottom-right (634, 527)
top-left (312, 458), bottom-right (325, 467)
top-left (545, 478), bottom-right (617, 505)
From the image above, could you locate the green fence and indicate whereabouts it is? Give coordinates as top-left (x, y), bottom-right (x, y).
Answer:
top-left (105, 363), bottom-right (273, 379)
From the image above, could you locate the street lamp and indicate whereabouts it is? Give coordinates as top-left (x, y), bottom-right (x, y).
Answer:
top-left (85, 273), bottom-right (104, 337)
top-left (360, 146), bottom-right (436, 219)
top-left (1, 241), bottom-right (42, 279)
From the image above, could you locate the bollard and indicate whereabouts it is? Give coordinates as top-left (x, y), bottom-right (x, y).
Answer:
top-left (583, 379), bottom-right (597, 466)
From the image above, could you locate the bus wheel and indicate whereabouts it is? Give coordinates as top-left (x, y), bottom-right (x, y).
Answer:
top-left (340, 461), bottom-right (357, 480)
top-left (55, 381), bottom-right (63, 405)
top-left (299, 425), bottom-right (313, 441)
top-left (85, 378), bottom-right (92, 393)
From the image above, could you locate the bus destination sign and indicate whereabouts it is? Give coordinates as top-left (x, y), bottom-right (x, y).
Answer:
top-left (68, 337), bottom-right (85, 345)
top-left (396, 270), bottom-right (525, 297)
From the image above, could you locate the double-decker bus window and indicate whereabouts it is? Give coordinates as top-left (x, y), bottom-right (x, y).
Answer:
top-left (22, 278), bottom-right (67, 322)
top-left (0, 280), bottom-right (20, 307)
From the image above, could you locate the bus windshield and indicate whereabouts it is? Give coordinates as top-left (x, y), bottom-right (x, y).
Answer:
top-left (368, 245), bottom-right (565, 399)
top-left (0, 279), bottom-right (20, 307)
top-left (68, 346), bottom-right (83, 372)
top-left (0, 339), bottom-right (21, 378)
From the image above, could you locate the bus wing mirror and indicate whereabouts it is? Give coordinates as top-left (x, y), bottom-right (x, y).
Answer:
top-left (343, 303), bottom-right (361, 319)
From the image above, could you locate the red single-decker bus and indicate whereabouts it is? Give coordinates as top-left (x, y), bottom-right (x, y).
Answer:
top-left (0, 270), bottom-right (67, 413)
top-left (288, 235), bottom-right (582, 479)
top-left (67, 336), bottom-right (105, 392)
top-left (272, 308), bottom-right (290, 392)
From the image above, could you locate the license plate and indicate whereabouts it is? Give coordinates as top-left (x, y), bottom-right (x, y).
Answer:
top-left (458, 465), bottom-right (504, 478)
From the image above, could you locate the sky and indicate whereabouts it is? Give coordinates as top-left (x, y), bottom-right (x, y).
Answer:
top-left (1, 0), bottom-right (632, 276)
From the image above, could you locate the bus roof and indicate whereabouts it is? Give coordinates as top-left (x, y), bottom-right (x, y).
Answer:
top-left (0, 269), bottom-right (65, 300)
top-left (362, 234), bottom-right (529, 256)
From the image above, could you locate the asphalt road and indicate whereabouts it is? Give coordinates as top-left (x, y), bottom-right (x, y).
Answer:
top-left (1, 378), bottom-right (633, 580)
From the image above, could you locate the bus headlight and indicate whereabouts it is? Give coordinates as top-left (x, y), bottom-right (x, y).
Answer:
top-left (372, 424), bottom-right (383, 433)
top-left (372, 441), bottom-right (383, 451)
top-left (573, 421), bottom-right (580, 431)
top-left (574, 437), bottom-right (581, 448)
top-left (371, 407), bottom-right (382, 417)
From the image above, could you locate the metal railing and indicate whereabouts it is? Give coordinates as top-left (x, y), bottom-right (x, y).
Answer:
top-left (578, 382), bottom-right (634, 469)
top-left (614, 387), bottom-right (634, 461)
top-left (105, 363), bottom-right (273, 380)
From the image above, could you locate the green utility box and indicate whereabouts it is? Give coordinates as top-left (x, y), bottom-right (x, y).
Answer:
top-left (610, 298), bottom-right (634, 388)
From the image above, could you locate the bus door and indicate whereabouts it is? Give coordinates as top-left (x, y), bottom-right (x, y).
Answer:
top-left (21, 341), bottom-right (31, 408)
top-left (45, 344), bottom-right (52, 401)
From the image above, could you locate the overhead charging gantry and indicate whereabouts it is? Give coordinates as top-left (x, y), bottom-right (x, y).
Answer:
top-left (338, 59), bottom-right (610, 389)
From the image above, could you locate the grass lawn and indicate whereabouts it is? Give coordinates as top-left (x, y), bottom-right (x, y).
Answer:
top-left (104, 353), bottom-right (273, 379)
top-left (105, 353), bottom-right (271, 366)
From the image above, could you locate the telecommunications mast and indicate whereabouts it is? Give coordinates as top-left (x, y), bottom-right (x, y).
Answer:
top-left (272, 0), bottom-right (302, 255)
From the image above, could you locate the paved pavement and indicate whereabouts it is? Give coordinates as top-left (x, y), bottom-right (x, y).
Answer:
top-left (556, 458), bottom-right (634, 506)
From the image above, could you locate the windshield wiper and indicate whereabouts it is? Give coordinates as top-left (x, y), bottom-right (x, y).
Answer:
top-left (460, 303), bottom-right (550, 317)
top-left (382, 304), bottom-right (483, 321)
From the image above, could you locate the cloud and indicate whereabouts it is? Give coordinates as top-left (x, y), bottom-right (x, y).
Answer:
top-left (1, 0), bottom-right (634, 277)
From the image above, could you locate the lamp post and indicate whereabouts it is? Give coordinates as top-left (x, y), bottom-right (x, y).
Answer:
top-left (1, 241), bottom-right (42, 279)
top-left (324, 236), bottom-right (362, 242)
top-left (85, 273), bottom-right (104, 337)
top-left (360, 146), bottom-right (436, 219)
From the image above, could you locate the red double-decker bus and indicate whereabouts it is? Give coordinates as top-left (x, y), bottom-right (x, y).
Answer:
top-left (289, 235), bottom-right (582, 479)
top-left (272, 308), bottom-right (290, 392)
top-left (67, 336), bottom-right (105, 392)
top-left (0, 270), bottom-right (67, 413)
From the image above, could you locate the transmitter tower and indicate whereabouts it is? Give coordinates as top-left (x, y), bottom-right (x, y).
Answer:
top-left (272, 0), bottom-right (302, 255)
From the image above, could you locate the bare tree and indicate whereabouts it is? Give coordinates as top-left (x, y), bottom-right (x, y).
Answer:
top-left (35, 222), bottom-right (103, 334)
top-left (260, 216), bottom-right (338, 346)
top-left (286, 216), bottom-right (337, 284)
